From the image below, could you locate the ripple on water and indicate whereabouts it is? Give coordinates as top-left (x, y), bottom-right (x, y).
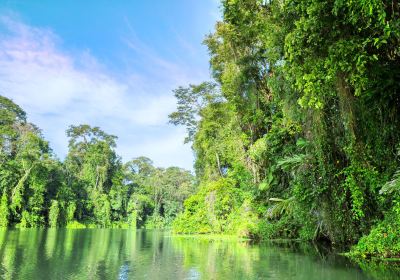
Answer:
top-left (0, 229), bottom-right (397, 280)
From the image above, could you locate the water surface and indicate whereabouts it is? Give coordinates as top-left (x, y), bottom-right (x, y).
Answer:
top-left (0, 229), bottom-right (398, 279)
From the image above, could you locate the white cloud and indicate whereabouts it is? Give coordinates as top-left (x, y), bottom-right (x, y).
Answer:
top-left (122, 16), bottom-right (209, 88)
top-left (0, 16), bottom-right (195, 169)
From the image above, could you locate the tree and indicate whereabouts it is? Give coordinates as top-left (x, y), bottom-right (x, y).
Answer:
top-left (169, 82), bottom-right (223, 143)
top-left (0, 192), bottom-right (9, 227)
top-left (0, 96), bottom-right (195, 229)
top-left (170, 0), bottom-right (400, 257)
top-left (64, 124), bottom-right (120, 226)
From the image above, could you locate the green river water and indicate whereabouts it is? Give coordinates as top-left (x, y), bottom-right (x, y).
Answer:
top-left (0, 229), bottom-right (398, 279)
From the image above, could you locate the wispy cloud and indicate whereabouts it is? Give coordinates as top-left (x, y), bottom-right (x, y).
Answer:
top-left (121, 16), bottom-right (209, 87)
top-left (0, 16), bottom-right (194, 169)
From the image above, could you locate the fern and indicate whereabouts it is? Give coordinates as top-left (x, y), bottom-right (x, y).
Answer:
top-left (379, 169), bottom-right (400, 195)
top-left (267, 197), bottom-right (295, 219)
top-left (277, 154), bottom-right (307, 171)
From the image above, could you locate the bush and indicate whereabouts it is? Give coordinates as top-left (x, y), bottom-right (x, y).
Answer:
top-left (173, 178), bottom-right (258, 237)
top-left (349, 210), bottom-right (400, 259)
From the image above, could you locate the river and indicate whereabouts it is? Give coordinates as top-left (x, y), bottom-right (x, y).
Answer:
top-left (0, 229), bottom-right (398, 279)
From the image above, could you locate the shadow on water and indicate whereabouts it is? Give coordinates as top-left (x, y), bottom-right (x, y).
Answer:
top-left (0, 229), bottom-right (398, 279)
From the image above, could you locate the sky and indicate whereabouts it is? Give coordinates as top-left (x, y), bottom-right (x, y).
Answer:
top-left (0, 0), bottom-right (221, 170)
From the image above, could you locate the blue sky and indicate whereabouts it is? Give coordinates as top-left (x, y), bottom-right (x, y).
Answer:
top-left (0, 0), bottom-right (221, 170)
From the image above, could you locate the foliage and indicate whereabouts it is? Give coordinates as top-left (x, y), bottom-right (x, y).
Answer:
top-left (349, 209), bottom-right (400, 259)
top-left (172, 178), bottom-right (256, 236)
top-left (0, 96), bottom-right (195, 229)
top-left (1, 0), bottom-right (400, 262)
top-left (0, 192), bottom-right (9, 227)
top-left (169, 0), bottom-right (400, 261)
top-left (48, 200), bottom-right (60, 228)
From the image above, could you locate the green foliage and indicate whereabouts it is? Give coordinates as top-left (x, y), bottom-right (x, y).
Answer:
top-left (173, 192), bottom-right (213, 234)
top-left (1, 0), bottom-right (400, 263)
top-left (380, 168), bottom-right (400, 196)
top-left (66, 202), bottom-right (76, 223)
top-left (350, 209), bottom-right (400, 259)
top-left (0, 96), bottom-right (195, 229)
top-left (66, 220), bottom-right (86, 229)
top-left (168, 82), bottom-right (222, 143)
top-left (169, 0), bottom-right (400, 261)
top-left (0, 192), bottom-right (9, 227)
top-left (255, 216), bottom-right (300, 240)
top-left (18, 211), bottom-right (30, 228)
top-left (173, 178), bottom-right (256, 236)
top-left (49, 200), bottom-right (60, 228)
top-left (350, 165), bottom-right (400, 259)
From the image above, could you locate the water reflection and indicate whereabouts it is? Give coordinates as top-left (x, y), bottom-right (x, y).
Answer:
top-left (0, 229), bottom-right (398, 279)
